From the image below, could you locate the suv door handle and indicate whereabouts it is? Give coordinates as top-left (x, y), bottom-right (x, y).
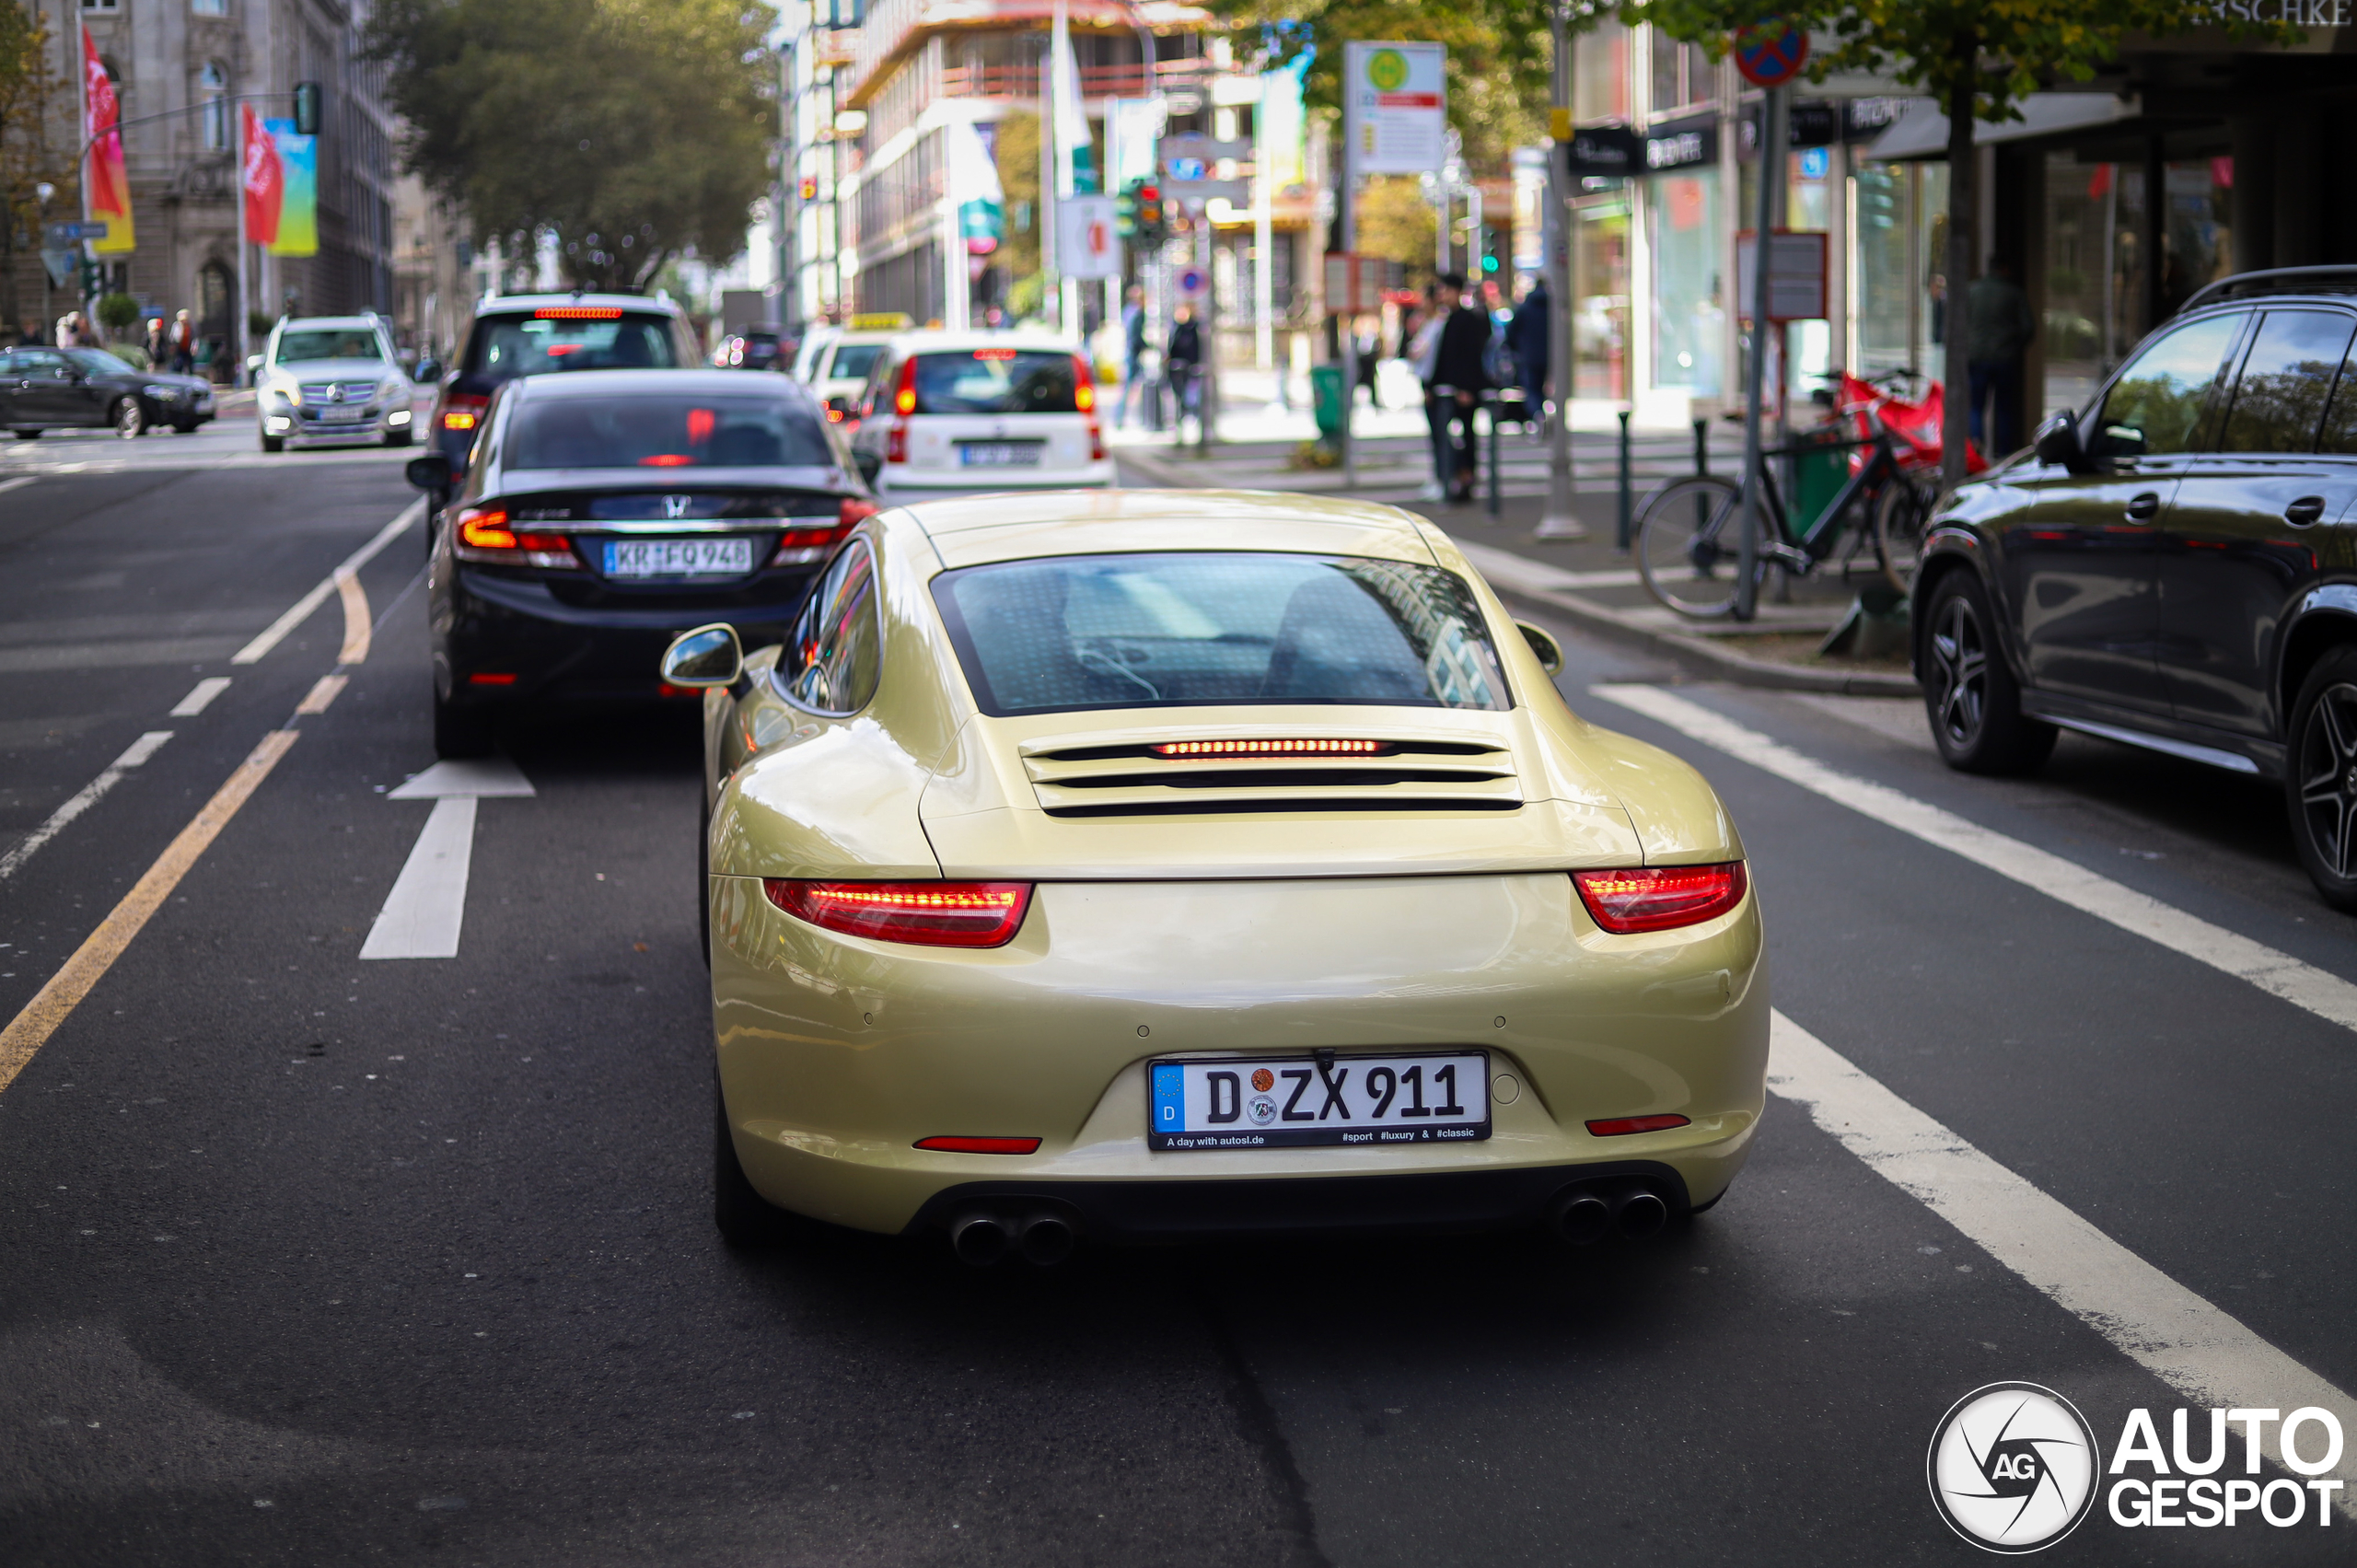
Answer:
top-left (2125, 492), bottom-right (2161, 520)
top-left (2285, 495), bottom-right (2326, 527)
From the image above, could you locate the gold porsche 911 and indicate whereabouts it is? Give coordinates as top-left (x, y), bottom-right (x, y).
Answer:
top-left (660, 490), bottom-right (1765, 1264)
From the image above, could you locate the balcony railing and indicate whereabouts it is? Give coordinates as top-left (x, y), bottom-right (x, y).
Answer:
top-left (936, 61), bottom-right (1193, 101)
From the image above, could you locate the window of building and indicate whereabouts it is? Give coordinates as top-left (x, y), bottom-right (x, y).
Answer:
top-left (193, 0), bottom-right (229, 15)
top-left (1648, 34), bottom-right (1714, 113)
top-left (80, 0), bottom-right (118, 11)
top-left (1573, 18), bottom-right (1629, 123)
top-left (200, 63), bottom-right (228, 150)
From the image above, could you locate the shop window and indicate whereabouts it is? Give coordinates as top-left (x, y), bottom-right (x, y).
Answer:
top-left (1573, 196), bottom-right (1631, 400)
top-left (1650, 171), bottom-right (1722, 396)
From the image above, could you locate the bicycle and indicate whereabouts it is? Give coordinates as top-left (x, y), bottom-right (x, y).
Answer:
top-left (1632, 372), bottom-right (1942, 619)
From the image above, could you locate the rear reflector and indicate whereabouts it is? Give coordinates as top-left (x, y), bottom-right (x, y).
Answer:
top-left (1573, 863), bottom-right (1747, 934)
top-left (914, 1136), bottom-right (1041, 1155)
top-left (1585, 1114), bottom-right (1691, 1137)
top-left (1153, 738), bottom-right (1390, 757)
top-left (468, 672), bottom-right (517, 687)
top-left (764, 880), bottom-right (1033, 948)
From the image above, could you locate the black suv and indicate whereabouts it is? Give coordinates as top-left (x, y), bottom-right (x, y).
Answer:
top-left (1914, 265), bottom-right (2357, 907)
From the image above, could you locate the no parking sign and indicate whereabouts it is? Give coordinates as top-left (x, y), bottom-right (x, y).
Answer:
top-left (1733, 19), bottom-right (1809, 88)
top-left (1176, 264), bottom-right (1209, 301)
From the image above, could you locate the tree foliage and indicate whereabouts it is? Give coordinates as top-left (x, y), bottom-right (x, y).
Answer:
top-left (1356, 174), bottom-right (1438, 281)
top-left (367, 0), bottom-right (777, 292)
top-left (0, 0), bottom-right (70, 337)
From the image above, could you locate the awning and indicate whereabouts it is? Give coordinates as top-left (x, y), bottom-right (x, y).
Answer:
top-left (1866, 93), bottom-right (2132, 162)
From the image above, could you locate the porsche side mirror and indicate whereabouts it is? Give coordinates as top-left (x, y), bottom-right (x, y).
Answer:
top-left (404, 452), bottom-right (452, 493)
top-left (2033, 412), bottom-right (2086, 472)
top-left (1515, 620), bottom-right (1563, 677)
top-left (661, 623), bottom-right (743, 689)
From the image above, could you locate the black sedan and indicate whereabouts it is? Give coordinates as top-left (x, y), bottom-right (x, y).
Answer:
top-left (406, 368), bottom-right (876, 757)
top-left (0, 345), bottom-right (216, 437)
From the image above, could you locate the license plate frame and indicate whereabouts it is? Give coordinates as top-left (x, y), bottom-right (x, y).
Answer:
top-left (602, 537), bottom-right (757, 578)
top-left (958, 441), bottom-right (1044, 468)
top-left (1148, 1051), bottom-right (1491, 1152)
top-left (317, 405), bottom-right (369, 424)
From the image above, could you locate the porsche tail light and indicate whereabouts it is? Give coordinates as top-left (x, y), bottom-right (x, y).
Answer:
top-left (892, 356), bottom-right (918, 416)
top-left (453, 506), bottom-right (578, 568)
top-left (764, 880), bottom-right (1032, 948)
top-left (1573, 863), bottom-right (1747, 934)
top-left (886, 423), bottom-right (908, 464)
top-left (1586, 1114), bottom-right (1691, 1137)
top-left (914, 1136), bottom-right (1041, 1155)
top-left (440, 391), bottom-right (488, 432)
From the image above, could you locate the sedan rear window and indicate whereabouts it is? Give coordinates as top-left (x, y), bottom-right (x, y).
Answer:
top-left (464, 311), bottom-right (680, 378)
top-left (932, 552), bottom-right (1510, 715)
top-left (506, 395), bottom-right (834, 470)
top-left (913, 350), bottom-right (1078, 414)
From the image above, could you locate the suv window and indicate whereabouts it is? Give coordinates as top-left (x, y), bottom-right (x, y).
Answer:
top-left (2089, 314), bottom-right (2242, 459)
top-left (912, 349), bottom-right (1078, 414)
top-left (276, 328), bottom-right (384, 363)
top-left (2217, 309), bottom-right (2357, 454)
top-left (777, 539), bottom-right (880, 714)
top-left (462, 308), bottom-right (680, 379)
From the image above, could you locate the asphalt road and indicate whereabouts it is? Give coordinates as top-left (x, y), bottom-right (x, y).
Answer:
top-left (1, 446), bottom-right (2351, 1565)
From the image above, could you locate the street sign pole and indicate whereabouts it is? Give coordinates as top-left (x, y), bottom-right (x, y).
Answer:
top-left (1736, 82), bottom-right (1787, 624)
top-left (1536, 4), bottom-right (1583, 540)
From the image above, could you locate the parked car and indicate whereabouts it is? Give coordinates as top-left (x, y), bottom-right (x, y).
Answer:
top-left (1913, 265), bottom-right (2357, 907)
top-left (0, 345), bottom-right (215, 438)
top-left (404, 368), bottom-right (875, 759)
top-left (423, 293), bottom-right (702, 483)
top-left (712, 329), bottom-right (791, 372)
top-left (792, 319), bottom-right (902, 428)
top-left (845, 331), bottom-right (1115, 502)
top-left (658, 488), bottom-right (1766, 1258)
top-left (250, 314), bottom-right (414, 452)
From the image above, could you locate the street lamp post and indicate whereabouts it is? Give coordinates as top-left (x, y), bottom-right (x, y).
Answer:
top-left (35, 181), bottom-right (56, 343)
top-left (1535, 3), bottom-right (1584, 540)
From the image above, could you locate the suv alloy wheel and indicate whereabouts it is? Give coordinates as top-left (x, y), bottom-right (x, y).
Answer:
top-left (1922, 570), bottom-right (2056, 774)
top-left (2287, 645), bottom-right (2357, 911)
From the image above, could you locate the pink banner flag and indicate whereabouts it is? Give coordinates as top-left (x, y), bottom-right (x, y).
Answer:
top-left (241, 102), bottom-right (282, 245)
top-left (81, 25), bottom-right (134, 253)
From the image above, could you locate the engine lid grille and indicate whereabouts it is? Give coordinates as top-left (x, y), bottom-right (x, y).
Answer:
top-left (1022, 735), bottom-right (1522, 817)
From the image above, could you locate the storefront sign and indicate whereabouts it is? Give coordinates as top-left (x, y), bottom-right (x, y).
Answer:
top-left (1645, 116), bottom-right (1718, 173)
top-left (1842, 98), bottom-right (1907, 140)
top-left (1567, 125), bottom-right (1644, 177)
top-left (1736, 228), bottom-right (1829, 321)
top-left (1739, 100), bottom-right (1840, 156)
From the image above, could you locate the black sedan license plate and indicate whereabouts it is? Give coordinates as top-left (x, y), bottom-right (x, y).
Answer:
top-left (604, 538), bottom-right (754, 577)
top-left (1149, 1051), bottom-right (1490, 1151)
top-left (958, 441), bottom-right (1043, 468)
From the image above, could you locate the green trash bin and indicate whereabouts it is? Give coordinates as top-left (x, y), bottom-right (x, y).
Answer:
top-left (1787, 426), bottom-right (1852, 541)
top-left (1309, 365), bottom-right (1346, 439)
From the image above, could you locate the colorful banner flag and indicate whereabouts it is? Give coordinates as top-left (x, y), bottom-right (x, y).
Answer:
top-left (946, 118), bottom-right (1004, 255)
top-left (240, 103), bottom-right (283, 245)
top-left (1260, 59), bottom-right (1308, 192)
top-left (265, 118), bottom-right (317, 258)
top-left (1049, 0), bottom-right (1095, 197)
top-left (81, 25), bottom-right (134, 255)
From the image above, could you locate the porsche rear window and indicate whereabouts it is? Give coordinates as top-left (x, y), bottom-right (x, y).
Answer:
top-left (506, 395), bottom-right (833, 469)
top-left (931, 552), bottom-right (1510, 715)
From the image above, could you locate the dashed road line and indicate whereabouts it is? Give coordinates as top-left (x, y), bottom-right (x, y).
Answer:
top-left (230, 499), bottom-right (419, 665)
top-left (1770, 1008), bottom-right (2356, 1516)
top-left (0, 730), bottom-right (172, 883)
top-left (0, 729), bottom-right (298, 1094)
top-left (1590, 682), bottom-right (2357, 1034)
top-left (296, 672), bottom-right (348, 714)
top-left (168, 676), bottom-right (232, 716)
top-left (334, 569), bottom-right (371, 664)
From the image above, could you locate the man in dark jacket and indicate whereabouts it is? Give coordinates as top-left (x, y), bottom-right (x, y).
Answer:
top-left (1966, 258), bottom-right (2037, 454)
top-left (1504, 277), bottom-right (1550, 429)
top-left (1425, 273), bottom-right (1492, 504)
top-left (1166, 305), bottom-right (1203, 443)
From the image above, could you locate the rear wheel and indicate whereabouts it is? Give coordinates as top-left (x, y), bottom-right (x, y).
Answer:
top-left (1634, 475), bottom-right (1763, 620)
top-left (1922, 569), bottom-right (2055, 774)
top-left (2285, 645), bottom-right (2357, 912)
top-left (432, 688), bottom-right (494, 759)
top-left (1872, 476), bottom-right (1935, 592)
top-left (112, 399), bottom-right (145, 439)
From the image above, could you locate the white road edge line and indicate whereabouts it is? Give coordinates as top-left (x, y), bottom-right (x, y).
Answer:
top-left (230, 499), bottom-right (422, 666)
top-left (358, 797), bottom-right (477, 960)
top-left (169, 676), bottom-right (232, 717)
top-left (1588, 683), bottom-right (2357, 1035)
top-left (0, 730), bottom-right (173, 883)
top-left (1770, 1009), bottom-right (2356, 1516)
top-left (0, 476), bottom-right (36, 499)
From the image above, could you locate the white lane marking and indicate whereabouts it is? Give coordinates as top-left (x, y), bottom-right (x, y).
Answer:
top-left (0, 476), bottom-right (35, 499)
top-left (0, 730), bottom-right (172, 882)
top-left (388, 758), bottom-right (536, 799)
top-left (230, 500), bottom-right (422, 665)
top-left (1590, 683), bottom-right (2357, 1034)
top-left (1770, 1009), bottom-right (2357, 1516)
top-left (334, 569), bottom-right (370, 664)
top-left (359, 797), bottom-right (478, 960)
top-left (168, 677), bottom-right (232, 717)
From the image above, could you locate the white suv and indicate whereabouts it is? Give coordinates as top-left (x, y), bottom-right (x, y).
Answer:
top-left (846, 331), bottom-right (1114, 500)
top-left (253, 314), bottom-right (416, 452)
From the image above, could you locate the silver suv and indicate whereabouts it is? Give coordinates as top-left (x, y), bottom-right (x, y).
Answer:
top-left (253, 313), bottom-right (417, 453)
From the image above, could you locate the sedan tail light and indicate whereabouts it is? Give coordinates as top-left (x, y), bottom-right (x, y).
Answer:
top-left (840, 495), bottom-right (879, 527)
top-left (451, 505), bottom-right (579, 568)
top-left (439, 391), bottom-right (489, 432)
top-left (1573, 863), bottom-right (1747, 935)
top-left (763, 880), bottom-right (1032, 948)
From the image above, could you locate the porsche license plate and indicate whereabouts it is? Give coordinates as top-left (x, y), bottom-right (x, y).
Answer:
top-left (958, 441), bottom-right (1042, 468)
top-left (603, 538), bottom-right (754, 577)
top-left (1149, 1052), bottom-right (1490, 1151)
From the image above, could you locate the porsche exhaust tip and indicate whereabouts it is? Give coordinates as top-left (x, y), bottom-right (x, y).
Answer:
top-left (1613, 1189), bottom-right (1669, 1241)
top-left (949, 1211), bottom-right (1014, 1267)
top-left (1552, 1191), bottom-right (1612, 1247)
top-left (1016, 1212), bottom-right (1076, 1267)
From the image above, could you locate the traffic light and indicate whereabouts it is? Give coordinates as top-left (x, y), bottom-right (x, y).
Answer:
top-left (1117, 178), bottom-right (1143, 238)
top-left (1136, 183), bottom-right (1165, 245)
top-left (293, 80), bottom-right (322, 136)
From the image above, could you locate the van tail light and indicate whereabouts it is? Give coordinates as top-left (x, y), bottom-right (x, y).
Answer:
top-left (1073, 354), bottom-right (1097, 413)
top-left (440, 391), bottom-right (488, 432)
top-left (886, 423), bottom-right (908, 463)
top-left (763, 880), bottom-right (1033, 948)
top-left (892, 356), bottom-right (919, 416)
top-left (1573, 863), bottom-right (1747, 934)
top-left (1088, 419), bottom-right (1105, 460)
top-left (452, 505), bottom-right (578, 568)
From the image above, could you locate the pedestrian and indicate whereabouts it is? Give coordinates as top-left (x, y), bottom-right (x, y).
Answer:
top-left (1114, 285), bottom-right (1146, 427)
top-left (1425, 273), bottom-right (1492, 506)
top-left (1353, 314), bottom-right (1383, 411)
top-left (1966, 258), bottom-right (2036, 455)
top-left (1166, 304), bottom-right (1202, 444)
top-left (54, 310), bottom-right (86, 347)
top-left (1505, 275), bottom-right (1550, 434)
top-left (1406, 286), bottom-right (1449, 500)
top-left (144, 316), bottom-right (168, 366)
top-left (170, 308), bottom-right (197, 375)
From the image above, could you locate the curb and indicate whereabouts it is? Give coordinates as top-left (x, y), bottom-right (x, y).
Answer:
top-left (1116, 447), bottom-right (1921, 698)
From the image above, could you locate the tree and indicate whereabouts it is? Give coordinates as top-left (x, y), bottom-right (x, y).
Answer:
top-left (1630, 2), bottom-right (2295, 486)
top-left (1356, 175), bottom-right (1439, 284)
top-left (0, 0), bottom-right (71, 341)
top-left (367, 0), bottom-right (776, 293)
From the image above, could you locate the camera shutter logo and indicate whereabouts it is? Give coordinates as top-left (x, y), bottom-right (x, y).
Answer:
top-left (1927, 1383), bottom-right (2100, 1552)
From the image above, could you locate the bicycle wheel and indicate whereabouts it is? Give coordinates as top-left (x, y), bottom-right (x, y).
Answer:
top-left (1872, 474), bottom-right (1936, 593)
top-left (1634, 475), bottom-right (1763, 620)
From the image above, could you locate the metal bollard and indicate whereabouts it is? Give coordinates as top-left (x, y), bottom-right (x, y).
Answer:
top-left (1693, 416), bottom-right (1709, 477)
top-left (1487, 396), bottom-right (1502, 517)
top-left (1615, 410), bottom-right (1633, 552)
